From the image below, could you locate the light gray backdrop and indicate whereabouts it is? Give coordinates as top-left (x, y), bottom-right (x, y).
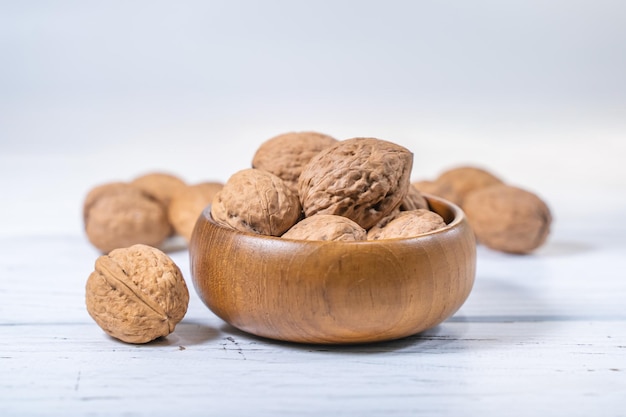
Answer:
top-left (2, 0), bottom-right (625, 191)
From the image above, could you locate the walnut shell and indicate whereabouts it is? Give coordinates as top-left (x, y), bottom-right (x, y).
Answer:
top-left (412, 180), bottom-right (462, 206)
top-left (463, 184), bottom-right (552, 254)
top-left (399, 185), bottom-right (429, 211)
top-left (435, 166), bottom-right (503, 205)
top-left (84, 182), bottom-right (171, 253)
top-left (252, 131), bottom-right (338, 192)
top-left (211, 168), bottom-right (301, 236)
top-left (85, 244), bottom-right (189, 344)
top-left (168, 182), bottom-right (224, 242)
top-left (131, 172), bottom-right (187, 208)
top-left (367, 209), bottom-right (447, 240)
top-left (298, 137), bottom-right (413, 230)
top-left (83, 182), bottom-right (127, 220)
top-left (282, 214), bottom-right (366, 241)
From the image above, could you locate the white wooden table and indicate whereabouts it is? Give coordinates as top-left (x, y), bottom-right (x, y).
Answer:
top-left (1, 149), bottom-right (625, 417)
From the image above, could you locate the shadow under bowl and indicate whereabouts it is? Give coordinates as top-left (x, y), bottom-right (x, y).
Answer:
top-left (189, 195), bottom-right (476, 345)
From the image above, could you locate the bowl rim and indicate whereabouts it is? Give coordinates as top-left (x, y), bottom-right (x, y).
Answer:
top-left (198, 193), bottom-right (466, 245)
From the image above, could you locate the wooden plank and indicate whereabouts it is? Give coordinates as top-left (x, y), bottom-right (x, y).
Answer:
top-left (1, 319), bottom-right (624, 416)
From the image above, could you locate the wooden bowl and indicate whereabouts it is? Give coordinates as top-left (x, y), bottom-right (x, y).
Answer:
top-left (189, 195), bottom-right (476, 344)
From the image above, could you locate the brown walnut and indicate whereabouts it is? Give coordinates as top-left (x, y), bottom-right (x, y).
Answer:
top-left (85, 244), bottom-right (189, 344)
top-left (282, 214), bottom-right (366, 241)
top-left (367, 185), bottom-right (430, 239)
top-left (252, 131), bottom-right (338, 193)
top-left (399, 185), bottom-right (429, 211)
top-left (211, 168), bottom-right (301, 236)
top-left (435, 166), bottom-right (503, 205)
top-left (367, 209), bottom-right (447, 240)
top-left (131, 172), bottom-right (187, 208)
top-left (412, 180), bottom-right (462, 206)
top-left (298, 137), bottom-right (413, 230)
top-left (168, 182), bottom-right (224, 242)
top-left (83, 182), bottom-right (171, 253)
top-left (463, 184), bottom-right (552, 254)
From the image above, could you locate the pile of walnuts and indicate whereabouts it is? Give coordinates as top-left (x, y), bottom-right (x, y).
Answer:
top-left (413, 166), bottom-right (552, 254)
top-left (82, 130), bottom-right (552, 344)
top-left (211, 132), bottom-right (552, 254)
top-left (83, 132), bottom-right (552, 253)
top-left (84, 172), bottom-right (224, 253)
top-left (211, 132), bottom-right (551, 251)
top-left (211, 134), bottom-right (447, 242)
top-left (83, 173), bottom-right (223, 344)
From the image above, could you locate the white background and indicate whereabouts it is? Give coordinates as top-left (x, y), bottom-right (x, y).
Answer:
top-left (2, 0), bottom-right (626, 237)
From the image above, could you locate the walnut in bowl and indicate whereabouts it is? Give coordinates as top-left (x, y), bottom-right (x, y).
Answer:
top-left (189, 195), bottom-right (476, 345)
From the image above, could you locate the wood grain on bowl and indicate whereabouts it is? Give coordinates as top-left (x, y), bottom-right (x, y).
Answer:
top-left (189, 195), bottom-right (476, 345)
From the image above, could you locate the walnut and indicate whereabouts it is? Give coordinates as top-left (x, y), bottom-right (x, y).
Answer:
top-left (412, 180), bottom-right (462, 206)
top-left (367, 187), bottom-right (428, 239)
top-left (83, 182), bottom-right (131, 220)
top-left (168, 182), bottom-right (224, 242)
top-left (435, 166), bottom-right (503, 205)
top-left (83, 182), bottom-right (171, 253)
top-left (462, 184), bottom-right (552, 254)
top-left (282, 214), bottom-right (366, 241)
top-left (298, 137), bottom-right (413, 230)
top-left (399, 184), bottom-right (429, 211)
top-left (367, 209), bottom-right (447, 240)
top-left (131, 172), bottom-right (187, 208)
top-left (252, 131), bottom-right (338, 193)
top-left (211, 168), bottom-right (301, 236)
top-left (85, 244), bottom-right (189, 344)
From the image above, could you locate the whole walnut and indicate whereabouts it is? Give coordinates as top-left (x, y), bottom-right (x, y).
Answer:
top-left (282, 214), bottom-right (366, 241)
top-left (298, 137), bottom-right (413, 230)
top-left (367, 209), bottom-right (446, 240)
top-left (463, 184), bottom-right (552, 254)
top-left (168, 182), bottom-right (224, 242)
top-left (252, 131), bottom-right (338, 193)
top-left (211, 168), bottom-right (301, 236)
top-left (84, 182), bottom-right (171, 253)
top-left (131, 172), bottom-right (187, 208)
top-left (85, 244), bottom-right (189, 344)
top-left (435, 166), bottom-right (503, 205)
top-left (412, 180), bottom-right (462, 206)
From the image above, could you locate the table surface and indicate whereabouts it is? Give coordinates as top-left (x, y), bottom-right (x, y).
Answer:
top-left (1, 148), bottom-right (625, 417)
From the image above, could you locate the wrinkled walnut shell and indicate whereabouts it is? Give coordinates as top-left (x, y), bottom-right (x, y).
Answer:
top-left (282, 214), bottom-right (366, 241)
top-left (168, 182), bottom-right (224, 242)
top-left (84, 182), bottom-right (171, 253)
top-left (435, 166), bottom-right (503, 205)
top-left (298, 137), bottom-right (413, 230)
top-left (463, 184), bottom-right (551, 254)
top-left (252, 131), bottom-right (338, 192)
top-left (85, 244), bottom-right (189, 344)
top-left (367, 209), bottom-right (446, 240)
top-left (211, 168), bottom-right (301, 236)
